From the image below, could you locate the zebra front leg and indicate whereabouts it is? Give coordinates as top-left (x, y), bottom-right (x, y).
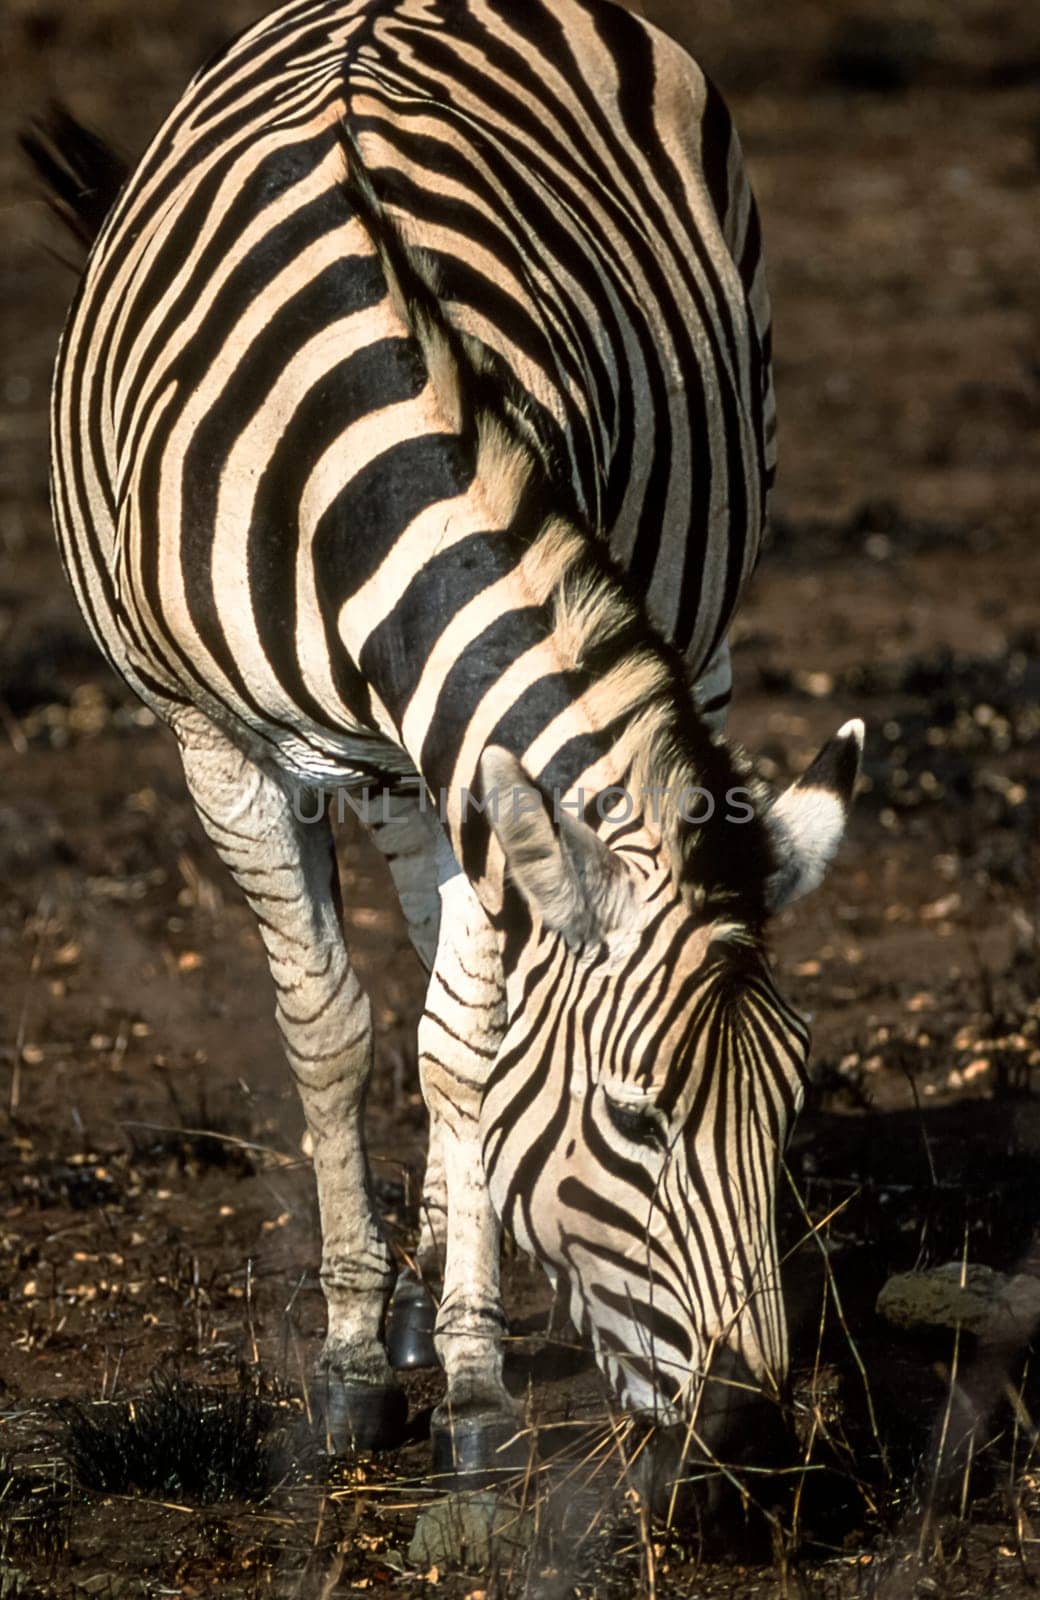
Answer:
top-left (177, 721), bottom-right (404, 1449)
top-left (419, 864), bottom-right (521, 1480)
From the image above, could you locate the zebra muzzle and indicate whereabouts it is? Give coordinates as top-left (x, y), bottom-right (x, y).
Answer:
top-left (627, 1347), bottom-right (794, 1540)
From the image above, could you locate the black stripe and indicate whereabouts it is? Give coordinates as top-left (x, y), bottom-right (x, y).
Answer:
top-left (588, 1280), bottom-right (694, 1364)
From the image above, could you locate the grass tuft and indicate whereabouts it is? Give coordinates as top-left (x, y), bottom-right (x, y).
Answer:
top-left (0, 1452), bottom-right (70, 1561)
top-left (64, 1374), bottom-right (284, 1503)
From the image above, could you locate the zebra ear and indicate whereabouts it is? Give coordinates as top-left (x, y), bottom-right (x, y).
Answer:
top-left (764, 719), bottom-right (864, 912)
top-left (479, 746), bottom-right (631, 947)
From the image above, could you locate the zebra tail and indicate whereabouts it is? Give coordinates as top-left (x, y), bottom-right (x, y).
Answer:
top-left (19, 102), bottom-right (128, 253)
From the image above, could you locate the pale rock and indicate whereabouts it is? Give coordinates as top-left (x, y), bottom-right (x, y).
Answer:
top-left (877, 1263), bottom-right (1040, 1340)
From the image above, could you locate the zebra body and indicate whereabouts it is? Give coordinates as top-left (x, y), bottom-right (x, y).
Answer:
top-left (56, 0), bottom-right (771, 753)
top-left (44, 0), bottom-right (861, 1473)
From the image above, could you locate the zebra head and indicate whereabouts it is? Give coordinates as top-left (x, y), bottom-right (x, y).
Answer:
top-left (478, 721), bottom-right (863, 1463)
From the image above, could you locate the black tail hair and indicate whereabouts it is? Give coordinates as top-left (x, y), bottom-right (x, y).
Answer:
top-left (20, 103), bottom-right (128, 251)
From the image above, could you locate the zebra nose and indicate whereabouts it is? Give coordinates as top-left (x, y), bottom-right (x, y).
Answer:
top-left (630, 1347), bottom-right (793, 1538)
top-left (690, 1343), bottom-right (788, 1464)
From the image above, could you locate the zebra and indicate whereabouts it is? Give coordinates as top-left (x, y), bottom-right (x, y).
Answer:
top-left (28, 0), bottom-right (863, 1494)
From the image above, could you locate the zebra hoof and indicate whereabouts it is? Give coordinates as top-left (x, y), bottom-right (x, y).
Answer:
top-left (431, 1412), bottom-right (528, 1489)
top-left (317, 1377), bottom-right (408, 1454)
top-left (386, 1273), bottom-right (439, 1370)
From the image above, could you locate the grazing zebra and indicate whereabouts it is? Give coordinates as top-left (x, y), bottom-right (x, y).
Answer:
top-left (30, 0), bottom-right (862, 1488)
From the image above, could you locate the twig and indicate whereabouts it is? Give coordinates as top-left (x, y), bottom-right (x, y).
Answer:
top-left (784, 1163), bottom-right (891, 1479)
top-left (246, 1256), bottom-right (260, 1366)
top-left (11, 897), bottom-right (51, 1114)
top-left (119, 1120), bottom-right (298, 1165)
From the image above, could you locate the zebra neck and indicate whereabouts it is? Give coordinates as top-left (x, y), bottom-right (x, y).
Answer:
top-left (353, 485), bottom-right (761, 920)
top-left (328, 142), bottom-right (774, 920)
top-left (326, 414), bottom-right (767, 916)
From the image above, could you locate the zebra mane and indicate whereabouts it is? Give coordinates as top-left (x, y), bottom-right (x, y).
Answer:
top-left (341, 125), bottom-right (776, 918)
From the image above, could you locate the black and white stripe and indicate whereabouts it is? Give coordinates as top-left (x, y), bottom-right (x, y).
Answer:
top-left (36, 0), bottom-right (860, 1462)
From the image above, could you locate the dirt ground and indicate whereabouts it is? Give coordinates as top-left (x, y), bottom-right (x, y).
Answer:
top-left (2, 1), bottom-right (1040, 1596)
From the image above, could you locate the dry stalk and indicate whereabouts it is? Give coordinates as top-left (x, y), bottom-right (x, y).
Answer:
top-left (11, 895), bottom-right (52, 1114)
top-left (246, 1255), bottom-right (260, 1367)
top-left (119, 1119), bottom-right (300, 1167)
top-left (784, 1163), bottom-right (891, 1479)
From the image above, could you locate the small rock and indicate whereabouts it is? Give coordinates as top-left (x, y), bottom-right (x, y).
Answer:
top-left (0, 1565), bottom-right (36, 1600)
top-left (877, 1263), bottom-right (1040, 1339)
top-left (408, 1491), bottom-right (532, 1571)
top-left (66, 1573), bottom-right (143, 1599)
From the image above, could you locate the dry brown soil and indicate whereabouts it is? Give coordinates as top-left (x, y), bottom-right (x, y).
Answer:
top-left (2, 1), bottom-right (1040, 1595)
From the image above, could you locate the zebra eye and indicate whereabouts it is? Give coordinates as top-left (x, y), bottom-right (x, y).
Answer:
top-left (604, 1095), bottom-right (666, 1150)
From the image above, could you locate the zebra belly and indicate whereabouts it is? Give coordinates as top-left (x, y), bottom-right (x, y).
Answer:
top-left (115, 602), bottom-right (420, 792)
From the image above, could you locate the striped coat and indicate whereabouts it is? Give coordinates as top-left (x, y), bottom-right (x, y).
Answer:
top-left (54, 0), bottom-right (772, 773)
top-left (40, 0), bottom-right (860, 1488)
